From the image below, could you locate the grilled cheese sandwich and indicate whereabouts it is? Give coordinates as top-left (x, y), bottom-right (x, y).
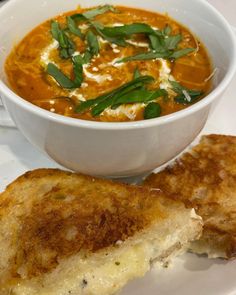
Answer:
top-left (0, 168), bottom-right (202, 294)
top-left (144, 134), bottom-right (236, 259)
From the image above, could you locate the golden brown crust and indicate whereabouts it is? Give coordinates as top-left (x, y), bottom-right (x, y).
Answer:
top-left (0, 168), bottom-right (187, 280)
top-left (144, 134), bottom-right (236, 259)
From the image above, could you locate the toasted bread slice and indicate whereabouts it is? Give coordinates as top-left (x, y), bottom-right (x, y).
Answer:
top-left (0, 169), bottom-right (202, 295)
top-left (144, 134), bottom-right (236, 259)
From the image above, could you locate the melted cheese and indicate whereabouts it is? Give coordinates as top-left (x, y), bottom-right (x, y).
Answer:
top-left (6, 217), bottom-right (198, 295)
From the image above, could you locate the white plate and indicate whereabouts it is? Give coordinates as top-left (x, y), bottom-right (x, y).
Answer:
top-left (0, 1), bottom-right (236, 293)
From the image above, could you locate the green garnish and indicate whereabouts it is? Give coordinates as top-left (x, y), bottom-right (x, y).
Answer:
top-left (149, 26), bottom-right (181, 52)
top-left (162, 25), bottom-right (172, 36)
top-left (168, 48), bottom-right (195, 59)
top-left (95, 23), bottom-right (159, 47)
top-left (75, 75), bottom-right (154, 115)
top-left (111, 88), bottom-right (167, 106)
top-left (164, 34), bottom-right (182, 50)
top-left (144, 102), bottom-right (162, 119)
top-left (101, 23), bottom-right (157, 37)
top-left (91, 88), bottom-right (165, 117)
top-left (117, 51), bottom-right (170, 63)
top-left (86, 30), bottom-right (100, 56)
top-left (117, 47), bottom-right (195, 63)
top-left (67, 16), bottom-right (83, 38)
top-left (76, 75), bottom-right (167, 117)
top-left (68, 31), bottom-right (99, 66)
top-left (82, 5), bottom-right (116, 19)
top-left (47, 55), bottom-right (83, 89)
top-left (48, 5), bottom-right (199, 116)
top-left (170, 80), bottom-right (203, 104)
top-left (51, 21), bottom-right (75, 59)
top-left (111, 67), bottom-right (143, 110)
top-left (82, 50), bottom-right (93, 64)
top-left (115, 24), bottom-right (194, 63)
top-left (133, 67), bottom-right (141, 79)
top-left (91, 21), bottom-right (127, 47)
top-left (70, 6), bottom-right (126, 47)
top-left (149, 34), bottom-right (166, 52)
top-left (72, 51), bottom-right (93, 65)
top-left (71, 55), bottom-right (84, 87)
top-left (71, 5), bottom-right (116, 22)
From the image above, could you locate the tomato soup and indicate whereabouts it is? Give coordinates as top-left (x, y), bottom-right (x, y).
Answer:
top-left (5, 5), bottom-right (212, 122)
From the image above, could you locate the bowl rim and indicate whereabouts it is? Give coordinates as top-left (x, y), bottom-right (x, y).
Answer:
top-left (0, 0), bottom-right (236, 130)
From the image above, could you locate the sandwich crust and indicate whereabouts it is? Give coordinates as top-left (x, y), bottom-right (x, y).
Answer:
top-left (0, 168), bottom-right (194, 286)
top-left (144, 134), bottom-right (236, 259)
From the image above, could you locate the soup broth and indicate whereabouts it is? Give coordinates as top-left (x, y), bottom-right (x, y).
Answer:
top-left (5, 5), bottom-right (212, 122)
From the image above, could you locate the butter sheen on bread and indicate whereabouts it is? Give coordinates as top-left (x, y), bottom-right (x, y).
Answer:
top-left (0, 169), bottom-right (202, 295)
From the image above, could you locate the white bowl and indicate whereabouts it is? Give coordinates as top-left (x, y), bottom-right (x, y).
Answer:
top-left (0, 0), bottom-right (235, 177)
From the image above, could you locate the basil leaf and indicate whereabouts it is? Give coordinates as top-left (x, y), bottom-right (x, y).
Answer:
top-left (149, 25), bottom-right (181, 51)
top-left (83, 5), bottom-right (116, 19)
top-left (169, 80), bottom-right (185, 94)
top-left (113, 89), bottom-right (167, 105)
top-left (47, 63), bottom-right (75, 88)
top-left (73, 54), bottom-right (85, 65)
top-left (90, 76), bottom-right (155, 116)
top-left (47, 56), bottom-right (83, 89)
top-left (169, 80), bottom-right (203, 104)
top-left (70, 5), bottom-right (116, 23)
top-left (144, 102), bottom-right (162, 119)
top-left (76, 75), bottom-right (154, 114)
top-left (101, 23), bottom-right (156, 37)
top-left (90, 86), bottom-right (137, 116)
top-left (67, 16), bottom-right (83, 38)
top-left (146, 25), bottom-right (194, 61)
top-left (117, 51), bottom-right (170, 63)
top-left (133, 67), bottom-right (141, 79)
top-left (70, 6), bottom-right (123, 46)
top-left (71, 14), bottom-right (87, 22)
top-left (110, 88), bottom-right (163, 110)
top-left (83, 50), bottom-right (93, 64)
top-left (169, 48), bottom-right (195, 59)
top-left (86, 30), bottom-right (100, 55)
top-left (164, 34), bottom-right (182, 50)
top-left (149, 32), bottom-right (182, 53)
top-left (51, 21), bottom-right (60, 40)
top-left (91, 21), bottom-right (127, 47)
top-left (119, 47), bottom-right (195, 63)
top-left (149, 35), bottom-right (166, 52)
top-left (91, 84), bottom-right (165, 117)
top-left (71, 55), bottom-right (84, 87)
top-left (162, 25), bottom-right (172, 36)
top-left (175, 92), bottom-right (203, 104)
top-left (51, 21), bottom-right (75, 59)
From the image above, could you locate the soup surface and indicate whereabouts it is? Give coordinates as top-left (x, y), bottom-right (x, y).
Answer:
top-left (5, 5), bottom-right (212, 122)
